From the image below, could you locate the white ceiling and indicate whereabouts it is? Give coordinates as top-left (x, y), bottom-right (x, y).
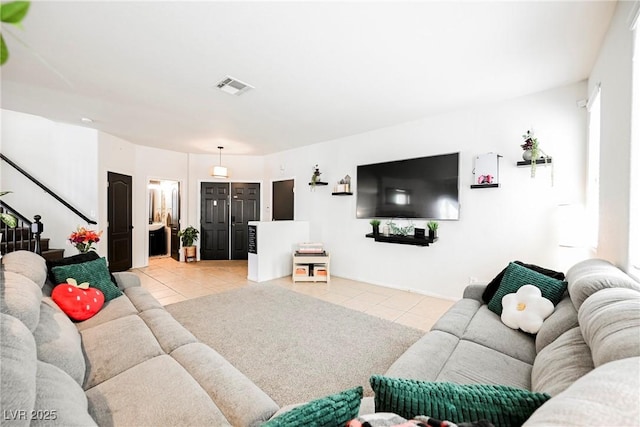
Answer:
top-left (0, 1), bottom-right (615, 156)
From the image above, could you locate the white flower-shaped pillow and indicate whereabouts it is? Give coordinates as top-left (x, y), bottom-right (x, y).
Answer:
top-left (501, 284), bottom-right (554, 334)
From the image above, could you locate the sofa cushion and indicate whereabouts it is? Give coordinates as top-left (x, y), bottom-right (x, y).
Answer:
top-left (1, 271), bottom-right (42, 332)
top-left (1, 313), bottom-right (37, 425)
top-left (74, 295), bottom-right (138, 332)
top-left (501, 285), bottom-right (554, 334)
top-left (482, 261), bottom-right (565, 304)
top-left (523, 357), bottom-right (640, 426)
top-left (531, 327), bottom-right (594, 396)
top-left (33, 298), bottom-right (86, 385)
top-left (566, 258), bottom-right (640, 311)
top-left (263, 386), bottom-right (363, 427)
top-left (34, 361), bottom-right (97, 426)
top-left (2, 250), bottom-right (48, 287)
top-left (385, 330), bottom-right (460, 381)
top-left (86, 355), bottom-right (230, 426)
top-left (459, 306), bottom-right (536, 364)
top-left (80, 314), bottom-right (164, 389)
top-left (578, 287), bottom-right (640, 367)
top-left (171, 342), bottom-right (279, 426)
top-left (370, 375), bottom-right (550, 427)
top-left (430, 298), bottom-right (481, 337)
top-left (534, 297), bottom-right (578, 353)
top-left (124, 286), bottom-right (164, 312)
top-left (488, 262), bottom-right (567, 316)
top-left (45, 251), bottom-right (117, 287)
top-left (436, 340), bottom-right (532, 390)
top-left (50, 257), bottom-right (122, 302)
top-left (139, 308), bottom-right (198, 353)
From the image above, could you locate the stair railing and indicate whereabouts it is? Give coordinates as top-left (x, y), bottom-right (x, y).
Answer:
top-left (0, 153), bottom-right (97, 225)
top-left (0, 201), bottom-right (43, 255)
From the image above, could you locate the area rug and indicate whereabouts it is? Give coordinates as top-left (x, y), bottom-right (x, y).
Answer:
top-left (165, 283), bottom-right (423, 406)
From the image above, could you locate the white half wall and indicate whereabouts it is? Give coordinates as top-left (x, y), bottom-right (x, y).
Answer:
top-left (263, 82), bottom-right (588, 299)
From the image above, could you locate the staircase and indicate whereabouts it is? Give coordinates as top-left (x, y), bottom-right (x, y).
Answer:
top-left (1, 225), bottom-right (64, 261)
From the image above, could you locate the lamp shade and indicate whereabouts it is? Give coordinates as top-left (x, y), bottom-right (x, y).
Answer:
top-left (211, 165), bottom-right (228, 178)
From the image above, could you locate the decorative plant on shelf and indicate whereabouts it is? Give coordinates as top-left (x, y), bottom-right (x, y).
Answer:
top-left (369, 219), bottom-right (381, 236)
top-left (178, 226), bottom-right (199, 261)
top-left (387, 220), bottom-right (414, 236)
top-left (310, 164), bottom-right (322, 189)
top-left (427, 220), bottom-right (439, 240)
top-left (0, 191), bottom-right (17, 228)
top-left (520, 129), bottom-right (550, 178)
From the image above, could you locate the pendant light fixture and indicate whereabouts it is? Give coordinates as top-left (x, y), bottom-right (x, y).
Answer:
top-left (211, 146), bottom-right (229, 178)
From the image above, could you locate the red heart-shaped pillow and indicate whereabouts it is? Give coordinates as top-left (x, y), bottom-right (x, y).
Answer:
top-left (52, 284), bottom-right (105, 321)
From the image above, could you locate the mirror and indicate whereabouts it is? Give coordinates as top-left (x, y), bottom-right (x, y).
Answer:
top-left (148, 180), bottom-right (180, 259)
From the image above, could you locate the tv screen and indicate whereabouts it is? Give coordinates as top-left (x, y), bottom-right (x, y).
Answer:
top-left (356, 152), bottom-right (460, 220)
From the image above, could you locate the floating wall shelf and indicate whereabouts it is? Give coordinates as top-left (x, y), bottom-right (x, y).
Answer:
top-left (470, 184), bottom-right (500, 189)
top-left (365, 233), bottom-right (437, 247)
top-left (517, 158), bottom-right (552, 167)
top-left (331, 192), bottom-right (353, 196)
top-left (308, 182), bottom-right (329, 186)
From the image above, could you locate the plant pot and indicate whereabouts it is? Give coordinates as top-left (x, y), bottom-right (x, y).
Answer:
top-left (522, 150), bottom-right (540, 162)
top-left (428, 229), bottom-right (437, 240)
top-left (372, 225), bottom-right (380, 236)
top-left (183, 246), bottom-right (197, 261)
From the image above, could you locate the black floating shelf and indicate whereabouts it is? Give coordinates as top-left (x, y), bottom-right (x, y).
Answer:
top-left (365, 233), bottom-right (437, 247)
top-left (470, 184), bottom-right (500, 189)
top-left (517, 158), bottom-right (552, 167)
top-left (331, 192), bottom-right (353, 196)
top-left (309, 182), bottom-right (329, 186)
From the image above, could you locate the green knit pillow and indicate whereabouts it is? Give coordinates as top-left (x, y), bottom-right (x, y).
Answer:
top-left (263, 386), bottom-right (363, 427)
top-left (370, 376), bottom-right (550, 427)
top-left (51, 257), bottom-right (122, 302)
top-left (487, 262), bottom-right (567, 316)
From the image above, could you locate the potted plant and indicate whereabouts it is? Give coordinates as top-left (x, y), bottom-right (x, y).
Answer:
top-left (310, 164), bottom-right (322, 189)
top-left (178, 226), bottom-right (199, 261)
top-left (427, 220), bottom-right (439, 240)
top-left (369, 219), bottom-right (381, 236)
top-left (0, 191), bottom-right (17, 228)
top-left (521, 129), bottom-right (550, 178)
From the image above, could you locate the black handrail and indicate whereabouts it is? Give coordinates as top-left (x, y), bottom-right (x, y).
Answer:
top-left (0, 153), bottom-right (97, 225)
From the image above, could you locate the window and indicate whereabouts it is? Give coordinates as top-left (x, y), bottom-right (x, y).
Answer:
top-left (586, 85), bottom-right (601, 250)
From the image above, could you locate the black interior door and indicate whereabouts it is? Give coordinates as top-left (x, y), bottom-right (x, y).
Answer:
top-left (200, 182), bottom-right (229, 260)
top-left (231, 183), bottom-right (260, 260)
top-left (107, 172), bottom-right (132, 272)
top-left (272, 179), bottom-right (294, 220)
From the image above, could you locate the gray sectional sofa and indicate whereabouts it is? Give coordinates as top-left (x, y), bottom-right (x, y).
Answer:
top-left (2, 250), bottom-right (639, 426)
top-left (380, 258), bottom-right (640, 425)
top-left (1, 251), bottom-right (279, 426)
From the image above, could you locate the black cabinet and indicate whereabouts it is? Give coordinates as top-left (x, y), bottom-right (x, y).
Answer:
top-left (149, 227), bottom-right (166, 256)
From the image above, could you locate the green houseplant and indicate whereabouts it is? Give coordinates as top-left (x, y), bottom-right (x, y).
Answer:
top-left (0, 191), bottom-right (17, 228)
top-left (427, 220), bottom-right (439, 240)
top-left (1, 1), bottom-right (31, 66)
top-left (369, 219), bottom-right (381, 236)
top-left (178, 226), bottom-right (199, 261)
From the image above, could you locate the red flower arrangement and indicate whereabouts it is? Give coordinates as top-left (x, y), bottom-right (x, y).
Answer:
top-left (69, 226), bottom-right (102, 253)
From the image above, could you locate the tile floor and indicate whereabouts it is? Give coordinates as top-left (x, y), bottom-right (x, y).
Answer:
top-left (131, 256), bottom-right (455, 332)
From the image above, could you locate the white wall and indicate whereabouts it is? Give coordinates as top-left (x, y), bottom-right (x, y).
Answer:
top-left (1, 110), bottom-right (100, 255)
top-left (588, 1), bottom-right (636, 271)
top-left (263, 82), bottom-right (588, 299)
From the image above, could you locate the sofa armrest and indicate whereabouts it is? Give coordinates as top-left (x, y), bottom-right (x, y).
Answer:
top-left (112, 272), bottom-right (141, 290)
top-left (462, 284), bottom-right (487, 302)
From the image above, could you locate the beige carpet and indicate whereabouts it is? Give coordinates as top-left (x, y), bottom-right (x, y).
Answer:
top-left (166, 283), bottom-right (423, 406)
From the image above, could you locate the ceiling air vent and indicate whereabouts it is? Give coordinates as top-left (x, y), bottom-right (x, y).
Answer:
top-left (216, 76), bottom-right (254, 96)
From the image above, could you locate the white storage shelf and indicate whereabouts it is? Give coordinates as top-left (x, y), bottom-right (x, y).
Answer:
top-left (292, 253), bottom-right (330, 283)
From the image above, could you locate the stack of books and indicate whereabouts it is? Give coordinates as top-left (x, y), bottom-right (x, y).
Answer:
top-left (295, 242), bottom-right (325, 256)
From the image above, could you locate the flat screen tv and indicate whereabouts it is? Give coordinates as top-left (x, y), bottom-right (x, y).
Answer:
top-left (356, 152), bottom-right (460, 220)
